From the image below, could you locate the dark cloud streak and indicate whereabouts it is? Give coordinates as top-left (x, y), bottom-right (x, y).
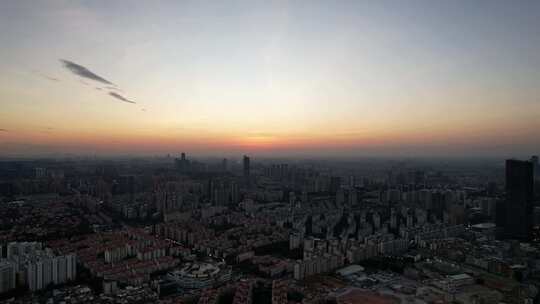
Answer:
top-left (109, 92), bottom-right (136, 104)
top-left (59, 59), bottom-right (143, 107)
top-left (60, 59), bottom-right (114, 85)
top-left (106, 86), bottom-right (122, 91)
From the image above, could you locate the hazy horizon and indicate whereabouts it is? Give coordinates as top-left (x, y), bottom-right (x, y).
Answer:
top-left (1, 1), bottom-right (539, 157)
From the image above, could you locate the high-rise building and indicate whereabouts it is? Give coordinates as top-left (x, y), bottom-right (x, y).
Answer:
top-left (4, 242), bottom-right (76, 292)
top-left (212, 182), bottom-right (227, 206)
top-left (531, 155), bottom-right (539, 180)
top-left (66, 254), bottom-right (76, 281)
top-left (34, 167), bottom-right (46, 179)
top-left (52, 258), bottom-right (59, 284)
top-left (230, 181), bottom-right (239, 205)
top-left (289, 191), bottom-right (296, 208)
top-left (176, 152), bottom-right (190, 172)
top-left (0, 261), bottom-right (16, 293)
top-left (222, 158), bottom-right (228, 172)
top-left (7, 242), bottom-right (42, 260)
top-left (243, 155), bottom-right (250, 179)
top-left (26, 262), bottom-right (39, 291)
top-left (43, 258), bottom-right (53, 288)
top-left (348, 189), bottom-right (357, 206)
top-left (57, 256), bottom-right (67, 284)
top-left (504, 159), bottom-right (534, 240)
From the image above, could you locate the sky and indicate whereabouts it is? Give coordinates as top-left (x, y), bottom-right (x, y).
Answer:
top-left (0, 0), bottom-right (539, 158)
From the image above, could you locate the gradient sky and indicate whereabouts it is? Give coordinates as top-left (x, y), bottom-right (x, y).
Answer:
top-left (1, 0), bottom-right (539, 157)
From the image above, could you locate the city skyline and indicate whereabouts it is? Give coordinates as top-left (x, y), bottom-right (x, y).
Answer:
top-left (1, 1), bottom-right (540, 157)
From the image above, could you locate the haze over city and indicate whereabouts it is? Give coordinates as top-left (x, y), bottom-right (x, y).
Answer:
top-left (2, 2), bottom-right (540, 304)
top-left (1, 0), bottom-right (539, 158)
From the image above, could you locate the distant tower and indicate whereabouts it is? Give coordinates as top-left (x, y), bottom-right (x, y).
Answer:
top-left (222, 158), bottom-right (228, 172)
top-left (230, 181), bottom-right (239, 205)
top-left (176, 152), bottom-right (189, 172)
top-left (504, 159), bottom-right (534, 240)
top-left (243, 155), bottom-right (250, 179)
top-left (531, 155), bottom-right (539, 180)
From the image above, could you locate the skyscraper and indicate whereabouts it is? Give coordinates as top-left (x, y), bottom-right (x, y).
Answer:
top-left (0, 261), bottom-right (15, 293)
top-left (243, 155), bottom-right (250, 179)
top-left (222, 158), bottom-right (228, 172)
top-left (531, 155), bottom-right (539, 180)
top-left (176, 152), bottom-right (191, 173)
top-left (504, 159), bottom-right (534, 240)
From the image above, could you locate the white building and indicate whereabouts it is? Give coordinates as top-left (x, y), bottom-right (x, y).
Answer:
top-left (4, 242), bottom-right (77, 292)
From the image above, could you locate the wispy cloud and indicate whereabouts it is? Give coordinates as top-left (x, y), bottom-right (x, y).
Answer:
top-left (60, 59), bottom-right (114, 85)
top-left (141, 108), bottom-right (147, 112)
top-left (109, 92), bottom-right (135, 104)
top-left (106, 86), bottom-right (121, 91)
top-left (59, 59), bottom-right (144, 108)
top-left (0, 129), bottom-right (8, 132)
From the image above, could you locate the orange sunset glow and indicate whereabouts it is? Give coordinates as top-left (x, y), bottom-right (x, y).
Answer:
top-left (1, 1), bottom-right (539, 157)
